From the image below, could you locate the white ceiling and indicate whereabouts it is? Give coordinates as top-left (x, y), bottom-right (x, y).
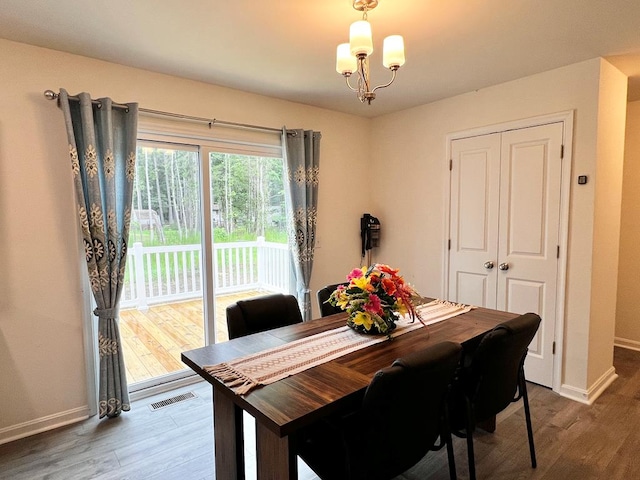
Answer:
top-left (2, 0), bottom-right (640, 118)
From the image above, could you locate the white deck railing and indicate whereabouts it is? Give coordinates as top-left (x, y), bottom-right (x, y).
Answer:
top-left (121, 237), bottom-right (290, 310)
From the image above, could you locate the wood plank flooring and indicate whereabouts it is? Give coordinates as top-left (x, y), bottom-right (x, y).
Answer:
top-left (2, 347), bottom-right (640, 479)
top-left (119, 291), bottom-right (267, 384)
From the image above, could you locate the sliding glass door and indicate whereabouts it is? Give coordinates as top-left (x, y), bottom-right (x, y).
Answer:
top-left (207, 150), bottom-right (290, 342)
top-left (119, 143), bottom-right (206, 389)
top-left (117, 131), bottom-right (289, 394)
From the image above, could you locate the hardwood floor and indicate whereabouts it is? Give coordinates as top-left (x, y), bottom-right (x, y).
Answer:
top-left (2, 347), bottom-right (640, 479)
top-left (120, 291), bottom-right (267, 384)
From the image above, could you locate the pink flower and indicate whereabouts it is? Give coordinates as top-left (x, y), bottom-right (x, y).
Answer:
top-left (364, 294), bottom-right (382, 315)
top-left (347, 267), bottom-right (365, 281)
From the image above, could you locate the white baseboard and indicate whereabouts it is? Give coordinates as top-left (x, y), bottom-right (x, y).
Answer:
top-left (558, 366), bottom-right (618, 405)
top-left (1, 375), bottom-right (205, 446)
top-left (0, 406), bottom-right (89, 446)
top-left (129, 374), bottom-right (204, 402)
top-left (614, 337), bottom-right (640, 351)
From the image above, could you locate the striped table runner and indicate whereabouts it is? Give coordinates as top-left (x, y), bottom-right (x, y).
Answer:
top-left (204, 299), bottom-right (474, 395)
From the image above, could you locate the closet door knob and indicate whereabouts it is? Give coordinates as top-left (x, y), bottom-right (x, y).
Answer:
top-left (499, 262), bottom-right (510, 271)
top-left (483, 261), bottom-right (494, 270)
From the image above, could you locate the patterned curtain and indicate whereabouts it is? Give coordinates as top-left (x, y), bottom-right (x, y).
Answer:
top-left (282, 128), bottom-right (321, 321)
top-left (59, 89), bottom-right (138, 418)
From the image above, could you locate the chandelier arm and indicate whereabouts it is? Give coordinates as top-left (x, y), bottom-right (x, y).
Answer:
top-left (371, 68), bottom-right (398, 93)
top-left (344, 75), bottom-right (359, 92)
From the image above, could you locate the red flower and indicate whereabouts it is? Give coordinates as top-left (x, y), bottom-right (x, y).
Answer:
top-left (381, 278), bottom-right (397, 296)
top-left (377, 264), bottom-right (400, 276)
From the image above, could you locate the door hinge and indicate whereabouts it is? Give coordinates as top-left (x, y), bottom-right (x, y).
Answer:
top-left (557, 245), bottom-right (560, 259)
top-left (552, 341), bottom-right (556, 355)
top-left (449, 159), bottom-right (453, 171)
top-left (448, 239), bottom-right (451, 250)
top-left (560, 144), bottom-right (564, 159)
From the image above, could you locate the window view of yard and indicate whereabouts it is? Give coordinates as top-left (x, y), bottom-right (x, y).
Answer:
top-left (120, 144), bottom-right (289, 386)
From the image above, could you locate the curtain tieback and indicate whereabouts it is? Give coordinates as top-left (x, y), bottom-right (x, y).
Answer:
top-left (94, 307), bottom-right (118, 319)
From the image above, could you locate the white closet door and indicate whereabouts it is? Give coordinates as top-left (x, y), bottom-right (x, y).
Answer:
top-left (448, 122), bottom-right (563, 388)
top-left (448, 133), bottom-right (501, 308)
top-left (497, 122), bottom-right (563, 387)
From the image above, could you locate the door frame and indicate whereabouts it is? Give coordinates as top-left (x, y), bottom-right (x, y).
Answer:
top-left (443, 110), bottom-right (574, 393)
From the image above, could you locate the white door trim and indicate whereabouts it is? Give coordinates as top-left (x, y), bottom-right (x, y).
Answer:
top-left (442, 110), bottom-right (574, 394)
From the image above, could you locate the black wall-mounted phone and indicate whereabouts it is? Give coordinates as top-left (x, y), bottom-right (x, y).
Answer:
top-left (361, 213), bottom-right (381, 258)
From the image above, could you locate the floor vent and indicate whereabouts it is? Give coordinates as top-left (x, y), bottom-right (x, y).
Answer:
top-left (149, 391), bottom-right (197, 411)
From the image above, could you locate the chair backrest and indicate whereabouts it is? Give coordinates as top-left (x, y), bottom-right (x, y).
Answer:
top-left (350, 341), bottom-right (462, 479)
top-left (225, 293), bottom-right (303, 340)
top-left (463, 312), bottom-right (541, 421)
top-left (317, 282), bottom-right (348, 317)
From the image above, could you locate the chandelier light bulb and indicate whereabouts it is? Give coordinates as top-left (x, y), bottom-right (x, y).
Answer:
top-left (336, 43), bottom-right (357, 75)
top-left (350, 20), bottom-right (373, 56)
top-left (382, 35), bottom-right (405, 69)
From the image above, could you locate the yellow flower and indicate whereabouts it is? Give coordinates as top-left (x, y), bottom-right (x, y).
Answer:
top-left (352, 311), bottom-right (374, 331)
top-left (336, 290), bottom-right (349, 309)
top-left (352, 275), bottom-right (373, 292)
top-left (395, 299), bottom-right (409, 316)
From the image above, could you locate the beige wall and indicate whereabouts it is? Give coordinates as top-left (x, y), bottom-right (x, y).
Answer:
top-left (369, 58), bottom-right (627, 398)
top-left (0, 36), bottom-right (629, 441)
top-left (0, 38), bottom-right (370, 440)
top-left (616, 100), bottom-right (640, 348)
top-left (588, 61), bottom-right (628, 386)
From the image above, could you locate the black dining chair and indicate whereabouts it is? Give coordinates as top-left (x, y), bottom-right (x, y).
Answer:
top-left (225, 293), bottom-right (303, 340)
top-left (316, 282), bottom-right (348, 317)
top-left (448, 312), bottom-right (541, 480)
top-left (223, 293), bottom-right (303, 475)
top-left (297, 341), bottom-right (463, 480)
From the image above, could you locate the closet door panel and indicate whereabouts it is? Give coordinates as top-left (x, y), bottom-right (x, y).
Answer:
top-left (448, 134), bottom-right (501, 308)
top-left (504, 278), bottom-right (544, 357)
top-left (505, 143), bottom-right (546, 256)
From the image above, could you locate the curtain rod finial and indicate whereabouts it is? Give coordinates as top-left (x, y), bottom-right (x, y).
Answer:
top-left (44, 90), bottom-right (58, 101)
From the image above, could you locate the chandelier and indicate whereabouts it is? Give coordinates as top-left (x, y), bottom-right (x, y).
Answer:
top-left (336, 0), bottom-right (405, 104)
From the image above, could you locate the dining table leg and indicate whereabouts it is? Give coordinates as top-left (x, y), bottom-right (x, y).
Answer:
top-left (478, 415), bottom-right (497, 433)
top-left (256, 421), bottom-right (297, 480)
top-left (212, 385), bottom-right (245, 480)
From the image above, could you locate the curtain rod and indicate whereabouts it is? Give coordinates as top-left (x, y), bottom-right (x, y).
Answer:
top-left (43, 89), bottom-right (286, 135)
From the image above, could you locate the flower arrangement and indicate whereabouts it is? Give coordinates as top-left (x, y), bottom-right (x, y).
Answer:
top-left (328, 264), bottom-right (423, 336)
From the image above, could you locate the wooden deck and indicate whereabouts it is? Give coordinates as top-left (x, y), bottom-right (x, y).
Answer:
top-left (119, 291), bottom-right (267, 384)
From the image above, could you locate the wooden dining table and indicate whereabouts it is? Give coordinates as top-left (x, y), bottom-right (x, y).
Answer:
top-left (181, 300), bottom-right (518, 480)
